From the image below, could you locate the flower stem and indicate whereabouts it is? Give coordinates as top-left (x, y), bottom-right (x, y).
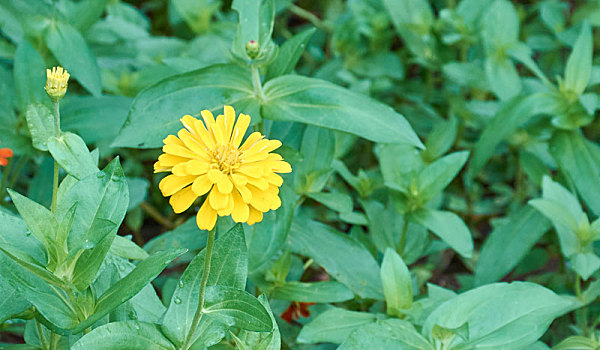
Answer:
top-left (51, 101), bottom-right (61, 213)
top-left (49, 332), bottom-right (60, 350)
top-left (35, 318), bottom-right (48, 350)
top-left (251, 65), bottom-right (266, 102)
top-left (181, 225), bottom-right (217, 350)
top-left (397, 216), bottom-right (409, 257)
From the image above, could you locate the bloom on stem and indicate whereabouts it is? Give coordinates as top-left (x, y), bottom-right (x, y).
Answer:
top-left (45, 66), bottom-right (70, 102)
top-left (0, 146), bottom-right (12, 166)
top-left (280, 302), bottom-right (315, 323)
top-left (155, 105), bottom-right (291, 230)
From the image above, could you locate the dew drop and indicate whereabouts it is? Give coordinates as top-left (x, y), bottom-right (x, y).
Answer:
top-left (174, 297), bottom-right (182, 304)
top-left (178, 280), bottom-right (184, 288)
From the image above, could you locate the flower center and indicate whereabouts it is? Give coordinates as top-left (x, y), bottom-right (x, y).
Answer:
top-left (212, 144), bottom-right (241, 174)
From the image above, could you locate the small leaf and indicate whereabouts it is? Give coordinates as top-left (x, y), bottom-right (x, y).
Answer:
top-left (47, 132), bottom-right (98, 180)
top-left (418, 151), bottom-right (469, 202)
top-left (266, 28), bottom-right (316, 79)
top-left (298, 308), bottom-right (377, 345)
top-left (72, 321), bottom-right (176, 350)
top-left (565, 21), bottom-right (593, 95)
top-left (270, 281), bottom-right (354, 303)
top-left (203, 285), bottom-right (273, 332)
top-left (381, 248), bottom-right (413, 315)
top-left (411, 209), bottom-right (473, 258)
top-left (25, 103), bottom-right (55, 151)
top-left (340, 319), bottom-right (434, 350)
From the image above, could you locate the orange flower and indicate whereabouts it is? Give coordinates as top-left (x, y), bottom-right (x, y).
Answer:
top-left (0, 147), bottom-right (13, 166)
top-left (280, 302), bottom-right (315, 323)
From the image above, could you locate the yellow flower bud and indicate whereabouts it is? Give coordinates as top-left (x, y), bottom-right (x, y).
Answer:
top-left (45, 66), bottom-right (70, 102)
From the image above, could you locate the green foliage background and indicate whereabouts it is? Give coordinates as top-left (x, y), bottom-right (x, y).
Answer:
top-left (1, 0), bottom-right (600, 349)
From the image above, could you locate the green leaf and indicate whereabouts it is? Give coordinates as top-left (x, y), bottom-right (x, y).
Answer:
top-left (422, 117), bottom-right (458, 162)
top-left (73, 248), bottom-right (185, 334)
top-left (481, 0), bottom-right (519, 46)
top-left (475, 206), bottom-right (551, 285)
top-left (112, 64), bottom-right (254, 148)
top-left (305, 191), bottom-right (353, 213)
top-left (381, 248), bottom-right (413, 316)
top-left (553, 336), bottom-right (599, 350)
top-left (0, 209), bottom-right (47, 265)
top-left (340, 319), bottom-right (434, 350)
top-left (110, 236), bottom-right (149, 261)
top-left (422, 282), bottom-right (573, 349)
top-left (45, 21), bottom-right (102, 96)
top-left (7, 189), bottom-right (58, 254)
top-left (232, 0), bottom-right (275, 57)
top-left (13, 40), bottom-right (47, 112)
top-left (203, 285), bottom-right (273, 332)
top-left (383, 0), bottom-right (435, 61)
top-left (56, 158), bottom-right (128, 290)
top-left (288, 216), bottom-right (383, 299)
top-left (550, 130), bottom-right (600, 216)
top-left (418, 151), bottom-right (469, 202)
top-left (411, 209), bottom-right (473, 258)
top-left (47, 132), bottom-right (98, 180)
top-left (172, 0), bottom-right (219, 34)
top-left (298, 308), bottom-right (377, 345)
top-left (571, 252), bottom-right (600, 280)
top-left (0, 274), bottom-right (30, 323)
top-left (25, 103), bottom-right (55, 151)
top-left (262, 75), bottom-right (423, 147)
top-left (266, 28), bottom-right (316, 79)
top-left (564, 22), bottom-right (593, 95)
top-left (270, 281), bottom-right (354, 303)
top-left (485, 56), bottom-right (521, 100)
top-left (529, 199), bottom-right (578, 232)
top-left (162, 224), bottom-right (247, 346)
top-left (72, 321), bottom-right (176, 350)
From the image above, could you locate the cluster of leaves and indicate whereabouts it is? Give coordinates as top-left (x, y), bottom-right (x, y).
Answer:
top-left (1, 0), bottom-right (600, 349)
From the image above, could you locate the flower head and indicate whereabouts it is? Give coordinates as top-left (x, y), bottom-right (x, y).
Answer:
top-left (45, 66), bottom-right (70, 101)
top-left (155, 106), bottom-right (291, 230)
top-left (0, 145), bottom-right (13, 167)
top-left (280, 302), bottom-right (315, 323)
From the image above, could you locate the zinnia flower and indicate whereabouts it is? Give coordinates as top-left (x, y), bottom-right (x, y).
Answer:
top-left (155, 105), bottom-right (291, 230)
top-left (45, 66), bottom-right (70, 101)
top-left (280, 302), bottom-right (315, 323)
top-left (0, 144), bottom-right (13, 167)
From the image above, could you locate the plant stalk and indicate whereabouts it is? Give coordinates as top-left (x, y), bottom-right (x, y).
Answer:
top-left (397, 216), bottom-right (410, 257)
top-left (181, 225), bottom-right (217, 350)
top-left (35, 318), bottom-right (48, 350)
top-left (51, 101), bottom-right (61, 213)
top-left (251, 65), bottom-right (266, 102)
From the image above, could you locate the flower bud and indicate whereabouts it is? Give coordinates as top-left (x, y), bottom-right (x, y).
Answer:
top-left (45, 66), bottom-right (70, 102)
top-left (245, 40), bottom-right (260, 59)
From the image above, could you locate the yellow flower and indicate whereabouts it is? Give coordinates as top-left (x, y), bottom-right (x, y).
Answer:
top-left (45, 66), bottom-right (70, 101)
top-left (155, 106), bottom-right (292, 230)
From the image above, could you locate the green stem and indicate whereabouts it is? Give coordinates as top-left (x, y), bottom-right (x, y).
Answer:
top-left (51, 101), bottom-right (61, 213)
top-left (35, 318), bottom-right (48, 350)
top-left (251, 65), bottom-right (265, 102)
top-left (397, 216), bottom-right (409, 257)
top-left (289, 4), bottom-right (328, 31)
top-left (49, 332), bottom-right (60, 350)
top-left (181, 226), bottom-right (217, 350)
top-left (575, 275), bottom-right (589, 336)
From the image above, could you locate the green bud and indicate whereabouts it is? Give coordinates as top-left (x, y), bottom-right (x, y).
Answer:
top-left (245, 40), bottom-right (260, 59)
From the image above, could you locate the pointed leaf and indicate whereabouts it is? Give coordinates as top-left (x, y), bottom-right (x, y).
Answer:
top-left (411, 209), bottom-right (473, 258)
top-left (72, 321), bottom-right (176, 350)
top-left (565, 22), bottom-right (593, 95)
top-left (381, 248), bottom-right (413, 315)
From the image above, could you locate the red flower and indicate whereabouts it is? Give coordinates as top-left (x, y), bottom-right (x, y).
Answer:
top-left (280, 302), bottom-right (315, 323)
top-left (0, 147), bottom-right (13, 166)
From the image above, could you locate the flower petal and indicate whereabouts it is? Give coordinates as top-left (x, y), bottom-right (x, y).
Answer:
top-left (169, 186), bottom-right (197, 213)
top-left (209, 188), bottom-right (229, 210)
top-left (247, 206), bottom-right (264, 225)
top-left (192, 175), bottom-right (212, 196)
top-left (231, 190), bottom-right (250, 223)
top-left (217, 175), bottom-right (233, 194)
top-left (231, 113), bottom-right (250, 148)
top-left (197, 200), bottom-right (217, 230)
top-left (159, 175), bottom-right (196, 197)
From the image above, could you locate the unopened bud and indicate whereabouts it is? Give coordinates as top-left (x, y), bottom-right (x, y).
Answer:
top-left (245, 40), bottom-right (260, 59)
top-left (45, 66), bottom-right (70, 102)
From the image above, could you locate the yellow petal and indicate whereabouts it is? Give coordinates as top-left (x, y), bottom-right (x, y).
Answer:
top-left (235, 183), bottom-right (253, 203)
top-left (239, 132), bottom-right (264, 152)
top-left (192, 175), bottom-right (212, 196)
top-left (223, 105), bottom-right (236, 143)
top-left (209, 188), bottom-right (229, 210)
top-left (217, 175), bottom-right (233, 194)
top-left (214, 114), bottom-right (227, 145)
top-left (193, 118), bottom-right (216, 149)
top-left (178, 129), bottom-right (210, 159)
top-left (201, 109), bottom-right (216, 129)
top-left (171, 161), bottom-right (190, 176)
top-left (247, 206), bottom-right (264, 225)
top-left (163, 144), bottom-right (197, 159)
top-left (217, 193), bottom-right (234, 216)
top-left (157, 154), bottom-right (188, 167)
top-left (180, 115), bottom-right (200, 136)
top-left (186, 159), bottom-right (209, 175)
top-left (208, 168), bottom-right (225, 183)
top-left (247, 185), bottom-right (272, 212)
top-left (270, 160), bottom-right (292, 173)
top-left (265, 172), bottom-right (283, 186)
top-left (237, 164), bottom-right (264, 178)
top-left (169, 186), bottom-right (197, 213)
top-left (159, 175), bottom-right (196, 197)
top-left (163, 134), bottom-right (184, 146)
top-left (197, 200), bottom-right (217, 230)
top-left (231, 190), bottom-right (250, 223)
top-left (270, 193), bottom-right (281, 210)
top-left (246, 176), bottom-right (269, 191)
top-left (231, 113), bottom-right (250, 148)
top-left (154, 161), bottom-right (171, 173)
top-left (231, 173), bottom-right (248, 186)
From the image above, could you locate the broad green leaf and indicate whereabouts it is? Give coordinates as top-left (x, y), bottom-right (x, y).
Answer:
top-left (47, 132), bottom-right (98, 180)
top-left (14, 40), bottom-right (47, 112)
top-left (109, 236), bottom-right (149, 261)
top-left (481, 0), bottom-right (519, 46)
top-left (266, 28), bottom-right (316, 79)
top-left (305, 191), bottom-right (353, 213)
top-left (298, 308), bottom-right (377, 345)
top-left (529, 199), bottom-right (578, 232)
top-left (383, 0), bottom-right (435, 61)
top-left (475, 206), bottom-right (551, 285)
top-left (112, 64), bottom-right (255, 148)
top-left (56, 158), bottom-right (128, 290)
top-left (72, 321), bottom-right (176, 350)
top-left (25, 103), bottom-right (55, 151)
top-left (262, 75), bottom-right (423, 147)
top-left (203, 285), bottom-right (273, 332)
top-left (422, 282), bottom-right (573, 349)
top-left (270, 281), bottom-right (354, 303)
top-left (288, 216), bottom-right (383, 299)
top-left (571, 252), bottom-right (600, 281)
top-left (72, 248), bottom-right (185, 334)
top-left (0, 209), bottom-right (46, 265)
top-left (45, 21), bottom-right (102, 96)
top-left (381, 248), bottom-right (413, 316)
top-left (0, 250), bottom-right (78, 331)
top-left (340, 319), bottom-right (434, 350)
top-left (564, 22), bottom-right (593, 95)
top-left (162, 224), bottom-right (247, 346)
top-left (418, 151), bottom-right (469, 202)
top-left (550, 130), bottom-right (600, 216)
top-left (67, 0), bottom-right (110, 32)
top-left (422, 117), bottom-right (458, 162)
top-left (410, 209), bottom-right (473, 258)
top-left (0, 274), bottom-right (30, 323)
top-left (7, 189), bottom-right (57, 252)
top-left (469, 93), bottom-right (555, 177)
top-left (61, 96), bottom-right (132, 144)
top-left (485, 56), bottom-right (521, 101)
